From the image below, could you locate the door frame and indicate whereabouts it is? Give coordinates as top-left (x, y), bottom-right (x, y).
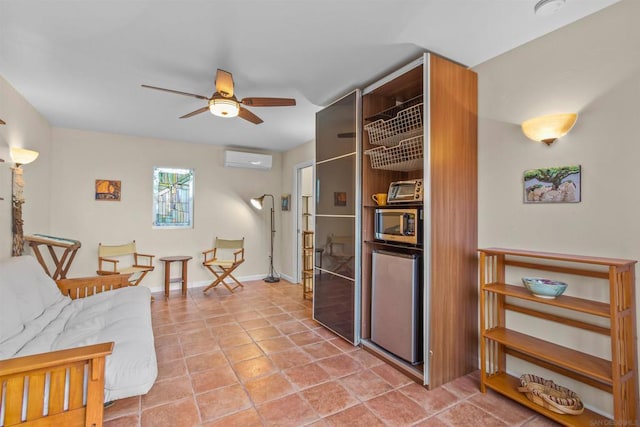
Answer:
top-left (292, 160), bottom-right (314, 284)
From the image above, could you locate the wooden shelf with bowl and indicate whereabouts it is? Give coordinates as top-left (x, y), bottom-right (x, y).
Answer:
top-left (478, 247), bottom-right (638, 425)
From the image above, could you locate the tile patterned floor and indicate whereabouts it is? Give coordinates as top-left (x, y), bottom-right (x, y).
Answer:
top-left (104, 280), bottom-right (559, 426)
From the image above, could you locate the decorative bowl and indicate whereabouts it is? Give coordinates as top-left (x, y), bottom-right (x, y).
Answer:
top-left (521, 277), bottom-right (568, 299)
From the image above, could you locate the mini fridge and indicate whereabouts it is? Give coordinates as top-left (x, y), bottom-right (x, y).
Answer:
top-left (371, 250), bottom-right (422, 364)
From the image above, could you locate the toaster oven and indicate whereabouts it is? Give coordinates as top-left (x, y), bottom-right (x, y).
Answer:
top-left (387, 179), bottom-right (423, 204)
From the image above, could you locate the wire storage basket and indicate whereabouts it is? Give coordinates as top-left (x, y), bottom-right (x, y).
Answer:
top-left (365, 135), bottom-right (423, 171)
top-left (364, 103), bottom-right (423, 147)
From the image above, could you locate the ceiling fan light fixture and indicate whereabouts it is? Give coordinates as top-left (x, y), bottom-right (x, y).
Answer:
top-left (209, 98), bottom-right (240, 118)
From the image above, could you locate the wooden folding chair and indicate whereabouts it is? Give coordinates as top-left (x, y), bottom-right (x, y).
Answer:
top-left (202, 238), bottom-right (245, 293)
top-left (97, 241), bottom-right (155, 286)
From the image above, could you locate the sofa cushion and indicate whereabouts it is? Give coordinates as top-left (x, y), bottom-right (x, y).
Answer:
top-left (0, 298), bottom-right (71, 360)
top-left (13, 285), bottom-right (158, 401)
top-left (0, 284), bottom-right (24, 343)
top-left (64, 286), bottom-right (157, 401)
top-left (0, 255), bottom-right (66, 324)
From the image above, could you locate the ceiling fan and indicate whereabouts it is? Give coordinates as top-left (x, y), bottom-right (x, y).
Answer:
top-left (141, 69), bottom-right (296, 124)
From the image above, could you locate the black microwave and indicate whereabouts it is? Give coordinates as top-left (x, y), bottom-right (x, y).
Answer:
top-left (374, 207), bottom-right (422, 246)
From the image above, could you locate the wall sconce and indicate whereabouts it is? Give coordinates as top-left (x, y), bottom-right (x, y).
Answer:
top-left (11, 147), bottom-right (39, 166)
top-left (521, 113), bottom-right (578, 146)
top-left (11, 147), bottom-right (39, 256)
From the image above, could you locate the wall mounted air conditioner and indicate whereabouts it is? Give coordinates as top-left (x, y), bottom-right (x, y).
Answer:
top-left (223, 150), bottom-right (272, 170)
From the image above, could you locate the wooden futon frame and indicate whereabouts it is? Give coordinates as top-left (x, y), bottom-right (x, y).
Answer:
top-left (0, 274), bottom-right (131, 427)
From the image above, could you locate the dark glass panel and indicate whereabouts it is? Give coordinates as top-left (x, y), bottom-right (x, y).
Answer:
top-left (315, 155), bottom-right (356, 216)
top-left (315, 216), bottom-right (355, 279)
top-left (315, 91), bottom-right (357, 162)
top-left (313, 271), bottom-right (355, 343)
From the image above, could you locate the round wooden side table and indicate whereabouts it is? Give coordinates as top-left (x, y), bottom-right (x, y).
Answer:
top-left (159, 256), bottom-right (192, 297)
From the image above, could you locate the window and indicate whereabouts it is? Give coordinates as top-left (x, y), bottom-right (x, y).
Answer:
top-left (153, 167), bottom-right (194, 228)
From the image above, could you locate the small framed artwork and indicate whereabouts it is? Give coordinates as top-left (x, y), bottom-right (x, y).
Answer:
top-left (524, 165), bottom-right (581, 203)
top-left (334, 191), bottom-right (347, 206)
top-left (95, 179), bottom-right (121, 201)
top-left (281, 194), bottom-right (290, 211)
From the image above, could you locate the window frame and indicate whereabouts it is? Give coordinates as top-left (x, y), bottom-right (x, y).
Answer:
top-left (152, 167), bottom-right (195, 229)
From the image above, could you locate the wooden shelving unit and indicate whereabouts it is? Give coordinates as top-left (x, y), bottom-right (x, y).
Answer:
top-left (479, 247), bottom-right (638, 425)
top-left (301, 195), bottom-right (313, 300)
top-left (302, 230), bottom-right (314, 300)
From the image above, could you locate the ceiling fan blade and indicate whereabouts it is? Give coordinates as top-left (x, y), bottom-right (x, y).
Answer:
top-left (241, 97), bottom-right (296, 107)
top-left (179, 106), bottom-right (210, 119)
top-left (238, 107), bottom-right (263, 124)
top-left (141, 84), bottom-right (209, 100)
top-left (215, 69), bottom-right (234, 98)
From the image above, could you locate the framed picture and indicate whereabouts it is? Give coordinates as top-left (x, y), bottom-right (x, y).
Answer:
top-left (524, 165), bottom-right (581, 203)
top-left (281, 194), bottom-right (290, 211)
top-left (95, 179), bottom-right (121, 201)
top-left (334, 191), bottom-right (347, 206)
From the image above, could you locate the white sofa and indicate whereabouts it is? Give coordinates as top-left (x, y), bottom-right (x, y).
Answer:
top-left (0, 255), bottom-right (157, 425)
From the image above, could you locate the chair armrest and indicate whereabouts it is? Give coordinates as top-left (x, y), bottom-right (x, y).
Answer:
top-left (98, 257), bottom-right (119, 272)
top-left (57, 274), bottom-right (132, 300)
top-left (233, 248), bottom-right (244, 262)
top-left (202, 248), bottom-right (217, 263)
top-left (0, 343), bottom-right (113, 426)
top-left (134, 253), bottom-right (155, 266)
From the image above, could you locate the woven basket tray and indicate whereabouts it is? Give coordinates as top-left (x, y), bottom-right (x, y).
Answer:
top-left (518, 374), bottom-right (584, 415)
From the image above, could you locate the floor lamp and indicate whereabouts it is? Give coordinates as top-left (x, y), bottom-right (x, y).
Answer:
top-left (250, 193), bottom-right (280, 283)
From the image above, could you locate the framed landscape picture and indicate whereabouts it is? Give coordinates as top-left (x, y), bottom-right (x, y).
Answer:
top-left (523, 165), bottom-right (581, 203)
top-left (95, 179), bottom-right (121, 201)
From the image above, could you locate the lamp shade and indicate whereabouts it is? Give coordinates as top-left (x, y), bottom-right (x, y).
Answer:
top-left (521, 113), bottom-right (577, 145)
top-left (209, 98), bottom-right (240, 118)
top-left (10, 147), bottom-right (39, 166)
top-left (251, 195), bottom-right (265, 210)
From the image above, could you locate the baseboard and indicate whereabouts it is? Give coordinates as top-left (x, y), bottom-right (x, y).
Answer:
top-left (146, 273), bottom-right (286, 293)
top-left (280, 273), bottom-right (296, 283)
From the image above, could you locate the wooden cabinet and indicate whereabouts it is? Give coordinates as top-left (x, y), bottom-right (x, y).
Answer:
top-left (478, 248), bottom-right (638, 425)
top-left (359, 53), bottom-right (478, 388)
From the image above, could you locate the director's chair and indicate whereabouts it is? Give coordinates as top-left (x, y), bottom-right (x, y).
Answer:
top-left (202, 237), bottom-right (245, 293)
top-left (97, 240), bottom-right (155, 286)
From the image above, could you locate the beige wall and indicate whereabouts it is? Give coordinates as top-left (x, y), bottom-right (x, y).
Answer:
top-left (0, 76), bottom-right (52, 259)
top-left (280, 140), bottom-right (314, 282)
top-left (49, 127), bottom-right (283, 291)
top-left (474, 0), bottom-right (639, 416)
top-left (1, 69), bottom-right (312, 290)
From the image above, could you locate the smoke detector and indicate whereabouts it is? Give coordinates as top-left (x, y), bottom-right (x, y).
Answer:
top-left (534, 0), bottom-right (566, 16)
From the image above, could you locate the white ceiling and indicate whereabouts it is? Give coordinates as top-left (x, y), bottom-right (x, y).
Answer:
top-left (0, 0), bottom-right (620, 152)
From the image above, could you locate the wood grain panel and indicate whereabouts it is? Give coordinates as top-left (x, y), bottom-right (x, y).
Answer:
top-left (26, 372), bottom-right (46, 420)
top-left (427, 54), bottom-right (478, 388)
